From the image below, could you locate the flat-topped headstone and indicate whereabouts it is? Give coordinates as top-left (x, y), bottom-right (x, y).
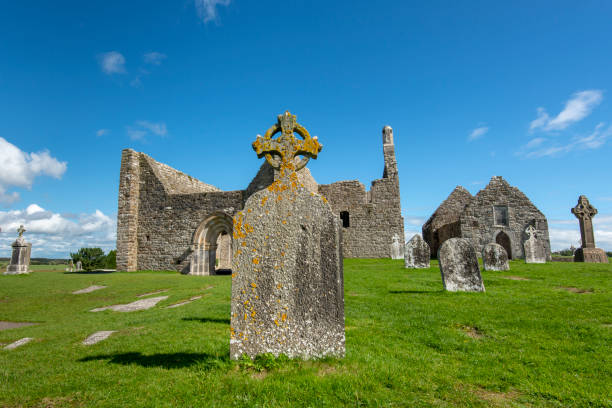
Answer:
top-left (76, 260), bottom-right (83, 271)
top-left (482, 243), bottom-right (509, 271)
top-left (571, 195), bottom-right (609, 263)
top-left (4, 225), bottom-right (32, 275)
top-left (404, 234), bottom-right (430, 268)
top-left (523, 225), bottom-right (546, 263)
top-left (230, 111), bottom-right (345, 360)
top-left (438, 238), bottom-right (485, 292)
top-left (390, 234), bottom-right (404, 259)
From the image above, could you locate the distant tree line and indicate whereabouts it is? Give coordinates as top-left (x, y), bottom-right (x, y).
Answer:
top-left (70, 248), bottom-right (116, 271)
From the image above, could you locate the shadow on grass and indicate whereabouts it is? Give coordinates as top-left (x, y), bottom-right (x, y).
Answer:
top-left (79, 352), bottom-right (228, 369)
top-left (389, 290), bottom-right (444, 294)
top-left (182, 317), bottom-right (230, 324)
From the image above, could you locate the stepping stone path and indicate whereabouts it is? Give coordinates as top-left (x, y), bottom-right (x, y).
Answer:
top-left (166, 295), bottom-right (203, 309)
top-left (73, 285), bottom-right (107, 294)
top-left (0, 321), bottom-right (38, 331)
top-left (82, 331), bottom-right (116, 345)
top-left (137, 289), bottom-right (168, 298)
top-left (90, 296), bottom-right (168, 312)
top-left (4, 337), bottom-right (34, 350)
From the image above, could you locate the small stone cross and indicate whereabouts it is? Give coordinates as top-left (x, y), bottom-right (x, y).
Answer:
top-left (252, 111), bottom-right (322, 172)
top-left (17, 225), bottom-right (26, 237)
top-left (571, 195), bottom-right (598, 248)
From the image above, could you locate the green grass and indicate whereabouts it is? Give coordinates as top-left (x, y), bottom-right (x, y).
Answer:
top-left (0, 260), bottom-right (611, 407)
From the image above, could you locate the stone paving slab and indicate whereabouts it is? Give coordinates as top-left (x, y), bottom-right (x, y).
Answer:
top-left (4, 337), bottom-right (34, 350)
top-left (0, 321), bottom-right (38, 331)
top-left (90, 296), bottom-right (168, 312)
top-left (166, 295), bottom-right (203, 309)
top-left (82, 331), bottom-right (116, 345)
top-left (137, 289), bottom-right (168, 298)
top-left (73, 285), bottom-right (107, 294)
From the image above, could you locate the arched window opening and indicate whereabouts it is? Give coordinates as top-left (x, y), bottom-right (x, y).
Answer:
top-left (340, 211), bottom-right (350, 228)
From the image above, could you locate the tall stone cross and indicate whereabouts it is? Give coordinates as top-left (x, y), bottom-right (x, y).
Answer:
top-left (252, 111), bottom-right (322, 174)
top-left (17, 225), bottom-right (26, 237)
top-left (571, 195), bottom-right (597, 248)
top-left (525, 225), bottom-right (537, 240)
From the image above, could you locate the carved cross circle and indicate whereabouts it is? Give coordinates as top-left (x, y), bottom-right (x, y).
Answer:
top-left (571, 195), bottom-right (597, 220)
top-left (525, 225), bottom-right (536, 240)
top-left (17, 225), bottom-right (26, 237)
top-left (252, 111), bottom-right (322, 171)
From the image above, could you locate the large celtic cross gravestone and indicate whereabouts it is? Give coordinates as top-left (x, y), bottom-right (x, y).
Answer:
top-left (571, 195), bottom-right (609, 263)
top-left (230, 111), bottom-right (345, 360)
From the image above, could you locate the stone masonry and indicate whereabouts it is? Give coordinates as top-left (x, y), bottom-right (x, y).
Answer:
top-left (423, 177), bottom-right (551, 261)
top-left (117, 118), bottom-right (404, 272)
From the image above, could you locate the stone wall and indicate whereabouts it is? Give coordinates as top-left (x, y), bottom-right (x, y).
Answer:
top-left (422, 186), bottom-right (473, 257)
top-left (459, 176), bottom-right (551, 260)
top-left (116, 124), bottom-right (405, 270)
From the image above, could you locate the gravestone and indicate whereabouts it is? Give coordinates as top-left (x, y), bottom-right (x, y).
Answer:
top-left (404, 234), bottom-right (430, 268)
top-left (438, 238), bottom-right (485, 292)
top-left (523, 225), bottom-right (546, 263)
top-left (571, 195), bottom-right (609, 263)
top-left (482, 242), bottom-right (509, 271)
top-left (390, 234), bottom-right (404, 259)
top-left (76, 261), bottom-right (83, 271)
top-left (230, 111), bottom-right (345, 360)
top-left (66, 259), bottom-right (74, 272)
top-left (4, 225), bottom-right (31, 275)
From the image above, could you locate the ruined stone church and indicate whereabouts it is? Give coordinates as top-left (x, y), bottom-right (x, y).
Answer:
top-left (116, 121), bottom-right (404, 273)
top-left (422, 176), bottom-right (551, 261)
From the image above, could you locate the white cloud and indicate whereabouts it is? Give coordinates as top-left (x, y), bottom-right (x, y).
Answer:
top-left (126, 121), bottom-right (167, 141)
top-left (96, 129), bottom-right (110, 137)
top-left (0, 137), bottom-right (67, 205)
top-left (530, 90), bottom-right (603, 132)
top-left (195, 0), bottom-right (231, 23)
top-left (468, 126), bottom-right (489, 141)
top-left (518, 122), bottom-right (612, 159)
top-left (143, 52), bottom-right (167, 65)
top-left (99, 51), bottom-right (126, 75)
top-left (0, 204), bottom-right (116, 258)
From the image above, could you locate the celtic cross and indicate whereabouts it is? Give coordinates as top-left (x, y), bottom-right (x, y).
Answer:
top-left (525, 225), bottom-right (537, 241)
top-left (252, 111), bottom-right (322, 172)
top-left (571, 195), bottom-right (598, 248)
top-left (17, 225), bottom-right (26, 237)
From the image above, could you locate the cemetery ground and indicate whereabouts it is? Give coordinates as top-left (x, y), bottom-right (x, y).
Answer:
top-left (0, 260), bottom-right (610, 407)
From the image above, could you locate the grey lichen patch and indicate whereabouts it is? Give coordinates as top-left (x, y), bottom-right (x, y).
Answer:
top-left (230, 172), bottom-right (345, 360)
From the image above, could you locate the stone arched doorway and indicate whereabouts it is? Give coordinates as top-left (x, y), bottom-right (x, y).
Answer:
top-left (190, 213), bottom-right (233, 275)
top-left (495, 231), bottom-right (512, 259)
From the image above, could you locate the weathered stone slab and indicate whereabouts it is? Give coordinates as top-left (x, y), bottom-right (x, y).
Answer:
top-left (82, 331), bottom-right (116, 345)
top-left (0, 321), bottom-right (38, 331)
top-left (230, 111), bottom-right (344, 360)
top-left (574, 247), bottom-right (609, 263)
top-left (391, 234), bottom-right (404, 259)
top-left (72, 285), bottom-right (107, 294)
top-left (438, 238), bottom-right (485, 292)
top-left (90, 296), bottom-right (168, 312)
top-left (482, 243), bottom-right (509, 271)
top-left (404, 234), bottom-right (430, 268)
top-left (524, 225), bottom-right (546, 264)
top-left (166, 295), bottom-right (203, 309)
top-left (4, 337), bottom-right (34, 350)
top-left (137, 289), bottom-right (168, 298)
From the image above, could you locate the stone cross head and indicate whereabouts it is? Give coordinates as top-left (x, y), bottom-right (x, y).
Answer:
top-left (571, 195), bottom-right (597, 220)
top-left (525, 225), bottom-right (537, 240)
top-left (252, 111), bottom-right (322, 172)
top-left (17, 225), bottom-right (26, 237)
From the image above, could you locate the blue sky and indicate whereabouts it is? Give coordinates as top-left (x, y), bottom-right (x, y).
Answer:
top-left (1, 0), bottom-right (612, 257)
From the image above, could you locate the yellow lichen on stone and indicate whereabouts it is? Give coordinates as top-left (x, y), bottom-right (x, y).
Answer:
top-left (252, 258), bottom-right (259, 265)
top-left (251, 282), bottom-right (257, 288)
top-left (281, 313), bottom-right (287, 322)
top-left (261, 196), bottom-right (268, 206)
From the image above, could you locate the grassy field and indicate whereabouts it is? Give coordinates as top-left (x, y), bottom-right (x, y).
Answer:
top-left (0, 259), bottom-right (610, 407)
